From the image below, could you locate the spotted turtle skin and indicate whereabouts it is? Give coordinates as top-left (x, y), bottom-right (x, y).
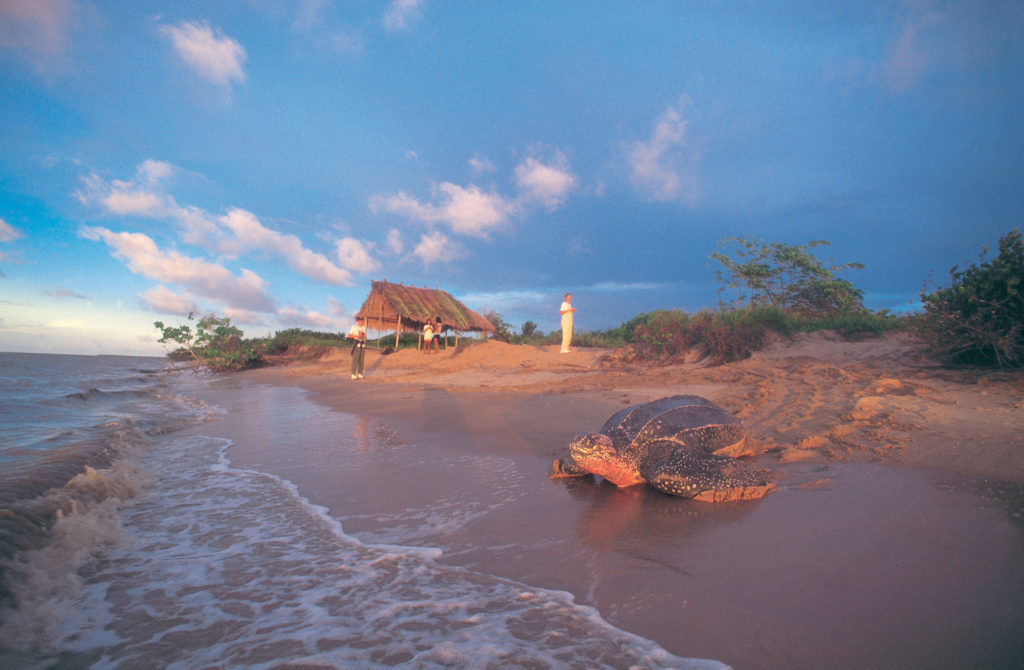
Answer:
top-left (555, 395), bottom-right (770, 499)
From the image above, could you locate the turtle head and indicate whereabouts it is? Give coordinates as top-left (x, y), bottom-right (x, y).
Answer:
top-left (569, 432), bottom-right (643, 487)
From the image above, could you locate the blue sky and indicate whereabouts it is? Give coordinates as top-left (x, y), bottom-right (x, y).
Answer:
top-left (1, 1), bottom-right (1021, 356)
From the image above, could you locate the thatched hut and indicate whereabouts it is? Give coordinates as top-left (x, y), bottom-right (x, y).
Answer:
top-left (356, 280), bottom-right (495, 348)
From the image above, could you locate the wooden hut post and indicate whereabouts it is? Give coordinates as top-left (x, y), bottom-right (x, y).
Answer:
top-left (395, 315), bottom-right (402, 350)
top-left (377, 304), bottom-right (383, 349)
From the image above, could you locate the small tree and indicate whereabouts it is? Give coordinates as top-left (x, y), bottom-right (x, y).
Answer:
top-left (919, 228), bottom-right (1024, 367)
top-left (521, 321), bottom-right (539, 337)
top-left (710, 237), bottom-right (865, 315)
top-left (480, 309), bottom-right (513, 342)
top-left (154, 312), bottom-right (260, 371)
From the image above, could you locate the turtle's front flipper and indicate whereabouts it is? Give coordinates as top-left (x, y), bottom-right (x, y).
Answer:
top-left (549, 458), bottom-right (590, 479)
top-left (642, 447), bottom-right (774, 501)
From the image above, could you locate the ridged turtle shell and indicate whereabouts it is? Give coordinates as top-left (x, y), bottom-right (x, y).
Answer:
top-left (599, 395), bottom-right (745, 455)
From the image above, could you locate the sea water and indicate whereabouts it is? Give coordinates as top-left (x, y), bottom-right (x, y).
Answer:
top-left (0, 353), bottom-right (725, 669)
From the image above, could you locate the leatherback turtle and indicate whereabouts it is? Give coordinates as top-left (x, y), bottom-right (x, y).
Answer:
top-left (550, 395), bottom-right (773, 502)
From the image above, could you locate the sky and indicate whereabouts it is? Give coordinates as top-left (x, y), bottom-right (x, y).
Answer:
top-left (1, 0), bottom-right (1021, 356)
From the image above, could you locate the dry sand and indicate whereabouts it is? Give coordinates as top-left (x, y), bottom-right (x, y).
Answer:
top-left (221, 332), bottom-right (1024, 669)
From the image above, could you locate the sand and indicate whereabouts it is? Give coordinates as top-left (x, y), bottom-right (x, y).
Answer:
top-left (219, 332), bottom-right (1024, 669)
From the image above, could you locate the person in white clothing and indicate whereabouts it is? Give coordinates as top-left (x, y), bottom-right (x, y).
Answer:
top-left (559, 293), bottom-right (576, 353)
top-left (422, 321), bottom-right (436, 354)
top-left (347, 317), bottom-right (366, 379)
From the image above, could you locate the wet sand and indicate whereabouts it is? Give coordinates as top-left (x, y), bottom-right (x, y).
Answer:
top-left (207, 334), bottom-right (1024, 669)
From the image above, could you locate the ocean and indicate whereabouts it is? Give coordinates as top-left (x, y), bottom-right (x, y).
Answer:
top-left (0, 352), bottom-right (724, 669)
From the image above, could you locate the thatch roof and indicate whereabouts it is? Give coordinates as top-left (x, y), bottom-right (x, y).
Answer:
top-left (356, 280), bottom-right (495, 334)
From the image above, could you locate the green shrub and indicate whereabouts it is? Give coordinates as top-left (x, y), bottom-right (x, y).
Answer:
top-left (919, 228), bottom-right (1024, 367)
top-left (155, 313), bottom-right (262, 371)
top-left (263, 328), bottom-right (347, 354)
top-left (710, 236), bottom-right (865, 314)
top-left (788, 309), bottom-right (908, 340)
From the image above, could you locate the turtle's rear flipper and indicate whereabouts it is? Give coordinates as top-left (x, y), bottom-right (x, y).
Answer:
top-left (644, 449), bottom-right (774, 501)
top-left (549, 458), bottom-right (589, 479)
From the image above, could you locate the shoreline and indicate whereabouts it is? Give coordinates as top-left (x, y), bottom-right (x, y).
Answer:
top-left (205, 332), bottom-right (1024, 668)
top-left (244, 332), bottom-right (1024, 483)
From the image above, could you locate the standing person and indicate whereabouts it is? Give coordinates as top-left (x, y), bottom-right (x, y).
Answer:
top-left (347, 316), bottom-right (366, 379)
top-left (422, 321), bottom-right (435, 354)
top-left (560, 293), bottom-right (576, 353)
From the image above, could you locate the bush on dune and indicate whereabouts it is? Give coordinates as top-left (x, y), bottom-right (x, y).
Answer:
top-left (918, 228), bottom-right (1023, 368)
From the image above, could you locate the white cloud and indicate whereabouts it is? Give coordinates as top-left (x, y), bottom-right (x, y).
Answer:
top-left (513, 152), bottom-right (577, 210)
top-left (383, 0), bottom-right (424, 31)
top-left (277, 305), bottom-right (338, 329)
top-left (222, 306), bottom-right (264, 326)
top-left (105, 187), bottom-right (166, 217)
top-left (0, 0), bottom-right (76, 66)
top-left (161, 20), bottom-right (246, 86)
top-left (335, 237), bottom-right (379, 274)
top-left (373, 183), bottom-right (514, 239)
top-left (76, 163), bottom-right (358, 286)
top-left (387, 228), bottom-right (404, 255)
top-left (413, 231), bottom-right (464, 266)
top-left (76, 169), bottom-right (221, 247)
top-left (371, 147), bottom-right (577, 250)
top-left (627, 103), bottom-right (701, 205)
top-left (219, 208), bottom-right (354, 285)
top-left (137, 159), bottom-right (176, 184)
top-left (75, 162), bottom-right (177, 218)
top-left (469, 155), bottom-right (495, 174)
top-left (141, 284), bottom-right (194, 314)
top-left (79, 226), bottom-right (275, 312)
top-left (0, 218), bottom-right (25, 242)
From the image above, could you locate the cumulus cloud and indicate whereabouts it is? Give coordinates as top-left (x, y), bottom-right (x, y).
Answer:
top-left (513, 151), bottom-right (577, 210)
top-left (369, 148), bottom-right (578, 269)
top-left (0, 0), bottom-right (76, 67)
top-left (219, 208), bottom-right (354, 285)
top-left (372, 148), bottom-right (576, 246)
top-left (75, 162), bottom-right (173, 218)
top-left (222, 306), bottom-right (264, 326)
top-left (161, 20), bottom-right (246, 86)
top-left (335, 237), bottom-right (379, 274)
top-left (79, 226), bottom-right (275, 313)
top-left (413, 231), bottom-right (464, 266)
top-left (141, 284), bottom-right (194, 314)
top-left (276, 305), bottom-right (337, 329)
top-left (76, 168), bottom-right (220, 247)
top-left (76, 162), bottom-right (365, 285)
top-left (372, 183), bottom-right (514, 239)
top-left (383, 0), bottom-right (424, 31)
top-left (386, 228), bottom-right (404, 255)
top-left (627, 103), bottom-right (700, 205)
top-left (469, 155), bottom-right (495, 174)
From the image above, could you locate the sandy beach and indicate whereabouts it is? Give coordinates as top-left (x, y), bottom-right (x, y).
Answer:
top-left (211, 332), bottom-right (1024, 669)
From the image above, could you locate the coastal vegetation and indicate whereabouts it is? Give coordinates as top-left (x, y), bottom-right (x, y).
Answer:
top-left (154, 231), bottom-right (1023, 371)
top-left (154, 312), bottom-right (261, 371)
top-left (917, 228), bottom-right (1023, 368)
